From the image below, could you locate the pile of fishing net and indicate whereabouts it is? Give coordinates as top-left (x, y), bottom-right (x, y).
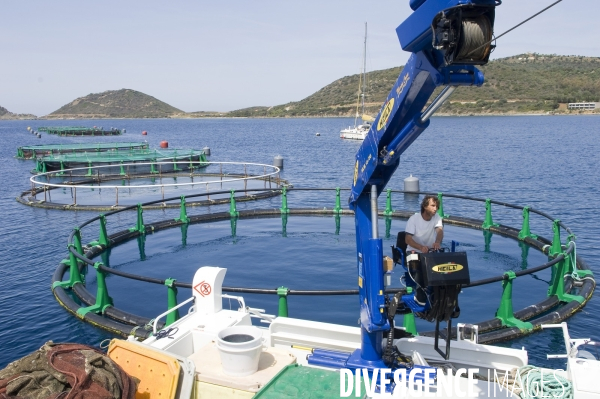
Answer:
top-left (0, 342), bottom-right (137, 399)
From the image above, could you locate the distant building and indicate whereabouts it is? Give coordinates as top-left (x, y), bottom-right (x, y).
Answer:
top-left (568, 102), bottom-right (599, 110)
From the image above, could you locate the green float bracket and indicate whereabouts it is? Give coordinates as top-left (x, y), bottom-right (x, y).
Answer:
top-left (129, 203), bottom-right (145, 234)
top-left (175, 196), bottom-right (190, 223)
top-left (57, 161), bottom-right (65, 176)
top-left (495, 271), bottom-right (533, 331)
top-left (403, 288), bottom-right (418, 335)
top-left (73, 228), bottom-right (84, 256)
top-left (76, 262), bottom-right (113, 317)
top-left (437, 193), bottom-right (448, 218)
top-left (173, 160), bottom-right (181, 172)
top-left (165, 278), bottom-right (180, 326)
top-left (52, 245), bottom-right (84, 290)
top-left (88, 214), bottom-right (110, 247)
top-left (549, 220), bottom-right (562, 257)
top-left (333, 187), bottom-right (342, 214)
top-left (518, 207), bottom-right (538, 240)
top-left (119, 161), bottom-right (126, 176)
top-left (150, 159), bottom-right (158, 174)
top-left (547, 253), bottom-right (585, 304)
top-left (334, 214), bottom-right (341, 235)
top-left (229, 190), bottom-right (239, 217)
top-left (482, 198), bottom-right (499, 230)
top-left (280, 186), bottom-right (290, 214)
top-left (277, 286), bottom-right (289, 317)
top-left (383, 189), bottom-right (393, 216)
top-left (85, 161), bottom-right (93, 177)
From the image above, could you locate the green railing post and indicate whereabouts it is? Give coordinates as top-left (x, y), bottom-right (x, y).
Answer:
top-left (280, 186), bottom-right (290, 214)
top-left (165, 278), bottom-right (180, 326)
top-left (150, 159), bottom-right (158, 174)
top-left (76, 262), bottom-right (113, 317)
top-left (437, 193), bottom-right (448, 218)
top-left (277, 286), bottom-right (289, 317)
top-left (334, 214), bottom-right (341, 235)
top-left (403, 288), bottom-right (418, 335)
top-left (229, 189), bottom-right (239, 217)
top-left (119, 161), bottom-right (126, 176)
top-left (52, 245), bottom-right (84, 289)
top-left (549, 219), bottom-right (562, 257)
top-left (518, 206), bottom-right (538, 240)
top-left (482, 198), bottom-right (499, 230)
top-left (333, 187), bottom-right (342, 214)
top-left (176, 196), bottom-right (190, 223)
top-left (495, 272), bottom-right (533, 331)
top-left (129, 203), bottom-right (145, 234)
top-left (383, 189), bottom-right (393, 216)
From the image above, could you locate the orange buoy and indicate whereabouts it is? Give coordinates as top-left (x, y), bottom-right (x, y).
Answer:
top-left (160, 140), bottom-right (168, 148)
top-left (142, 131), bottom-right (147, 136)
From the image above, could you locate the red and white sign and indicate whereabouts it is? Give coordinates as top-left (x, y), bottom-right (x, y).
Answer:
top-left (194, 281), bottom-right (212, 297)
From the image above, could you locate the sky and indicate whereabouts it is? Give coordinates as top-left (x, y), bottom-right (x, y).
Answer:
top-left (1, 0), bottom-right (597, 116)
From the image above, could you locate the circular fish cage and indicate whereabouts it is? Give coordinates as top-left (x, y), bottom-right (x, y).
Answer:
top-left (18, 161), bottom-right (287, 211)
top-left (51, 188), bottom-right (595, 344)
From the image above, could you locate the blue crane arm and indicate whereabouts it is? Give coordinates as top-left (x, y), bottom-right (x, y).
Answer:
top-left (348, 0), bottom-right (499, 368)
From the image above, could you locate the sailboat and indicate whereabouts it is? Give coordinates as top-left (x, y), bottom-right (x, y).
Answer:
top-left (340, 22), bottom-right (373, 141)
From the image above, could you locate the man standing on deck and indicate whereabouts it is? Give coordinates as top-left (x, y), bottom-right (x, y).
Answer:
top-left (405, 195), bottom-right (443, 305)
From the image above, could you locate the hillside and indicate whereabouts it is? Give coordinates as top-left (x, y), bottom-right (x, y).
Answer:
top-left (20, 54), bottom-right (600, 119)
top-left (229, 54), bottom-right (600, 117)
top-left (47, 89), bottom-right (184, 119)
top-left (0, 106), bottom-right (37, 120)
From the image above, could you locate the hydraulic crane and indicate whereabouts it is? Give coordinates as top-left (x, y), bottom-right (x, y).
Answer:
top-left (348, 0), bottom-right (499, 370)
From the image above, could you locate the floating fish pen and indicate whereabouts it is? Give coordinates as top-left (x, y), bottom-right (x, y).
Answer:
top-left (20, 161), bottom-right (285, 210)
top-left (37, 126), bottom-right (124, 136)
top-left (16, 142), bottom-right (149, 159)
top-left (50, 188), bottom-right (594, 344)
top-left (33, 148), bottom-right (208, 175)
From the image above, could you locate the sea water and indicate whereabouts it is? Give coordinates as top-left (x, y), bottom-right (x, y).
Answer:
top-left (0, 115), bottom-right (598, 369)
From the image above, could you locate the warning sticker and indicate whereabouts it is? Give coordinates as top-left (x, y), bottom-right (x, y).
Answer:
top-left (194, 281), bottom-right (212, 297)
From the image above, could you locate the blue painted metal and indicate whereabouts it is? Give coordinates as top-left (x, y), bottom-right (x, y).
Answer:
top-left (397, 0), bottom-right (497, 53)
top-left (349, 0), bottom-right (498, 369)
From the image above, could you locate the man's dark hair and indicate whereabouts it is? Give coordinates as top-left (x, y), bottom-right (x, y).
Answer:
top-left (420, 195), bottom-right (440, 214)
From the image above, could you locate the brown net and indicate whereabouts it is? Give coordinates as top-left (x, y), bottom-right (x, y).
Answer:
top-left (0, 342), bottom-right (137, 399)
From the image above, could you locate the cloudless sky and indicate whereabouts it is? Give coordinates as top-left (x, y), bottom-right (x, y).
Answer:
top-left (1, 0), bottom-right (596, 116)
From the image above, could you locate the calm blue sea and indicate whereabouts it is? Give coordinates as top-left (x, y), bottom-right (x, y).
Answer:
top-left (0, 116), bottom-right (598, 370)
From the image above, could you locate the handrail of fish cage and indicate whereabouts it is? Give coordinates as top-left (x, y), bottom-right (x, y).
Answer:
top-left (53, 187), bottom-right (594, 342)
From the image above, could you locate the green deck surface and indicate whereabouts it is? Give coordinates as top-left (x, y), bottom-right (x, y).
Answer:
top-left (254, 364), bottom-right (364, 399)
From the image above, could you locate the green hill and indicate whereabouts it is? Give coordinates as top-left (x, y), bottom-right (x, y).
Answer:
top-left (47, 89), bottom-right (184, 119)
top-left (229, 54), bottom-right (600, 117)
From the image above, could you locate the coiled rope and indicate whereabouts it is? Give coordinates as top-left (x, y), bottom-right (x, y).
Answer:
top-left (515, 365), bottom-right (573, 399)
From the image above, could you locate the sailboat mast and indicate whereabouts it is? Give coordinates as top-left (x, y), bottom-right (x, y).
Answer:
top-left (361, 22), bottom-right (367, 117)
